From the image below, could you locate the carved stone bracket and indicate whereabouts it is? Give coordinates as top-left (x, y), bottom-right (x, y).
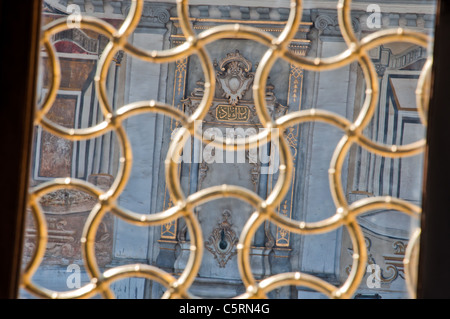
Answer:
top-left (314, 13), bottom-right (361, 36)
top-left (122, 3), bottom-right (171, 28)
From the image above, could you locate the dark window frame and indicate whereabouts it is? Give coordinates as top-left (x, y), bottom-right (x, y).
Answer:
top-left (0, 0), bottom-right (43, 299)
top-left (417, 0), bottom-right (450, 299)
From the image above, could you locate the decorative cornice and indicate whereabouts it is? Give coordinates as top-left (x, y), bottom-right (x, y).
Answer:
top-left (45, 1), bottom-right (436, 20)
top-left (312, 9), bottom-right (434, 37)
top-left (44, 0), bottom-right (172, 28)
top-left (121, 2), bottom-right (171, 28)
top-left (314, 12), bottom-right (361, 36)
top-left (369, 44), bottom-right (428, 77)
top-left (45, 0), bottom-right (124, 18)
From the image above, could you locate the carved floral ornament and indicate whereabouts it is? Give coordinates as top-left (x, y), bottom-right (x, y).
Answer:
top-left (346, 237), bottom-right (407, 285)
top-left (215, 50), bottom-right (255, 106)
top-left (315, 13), bottom-right (360, 35)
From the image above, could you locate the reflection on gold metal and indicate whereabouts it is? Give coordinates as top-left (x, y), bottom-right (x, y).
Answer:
top-left (23, 0), bottom-right (431, 299)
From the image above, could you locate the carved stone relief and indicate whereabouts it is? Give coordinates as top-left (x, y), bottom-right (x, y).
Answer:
top-left (205, 210), bottom-right (238, 268)
top-left (342, 230), bottom-right (409, 289)
top-left (314, 13), bottom-right (361, 36)
top-left (181, 50), bottom-right (287, 125)
top-left (215, 50), bottom-right (254, 106)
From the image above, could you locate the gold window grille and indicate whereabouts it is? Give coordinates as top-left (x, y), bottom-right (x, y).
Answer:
top-left (20, 0), bottom-right (432, 299)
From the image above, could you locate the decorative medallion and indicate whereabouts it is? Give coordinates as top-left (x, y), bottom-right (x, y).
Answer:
top-left (215, 50), bottom-right (255, 106)
top-left (205, 210), bottom-right (238, 268)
